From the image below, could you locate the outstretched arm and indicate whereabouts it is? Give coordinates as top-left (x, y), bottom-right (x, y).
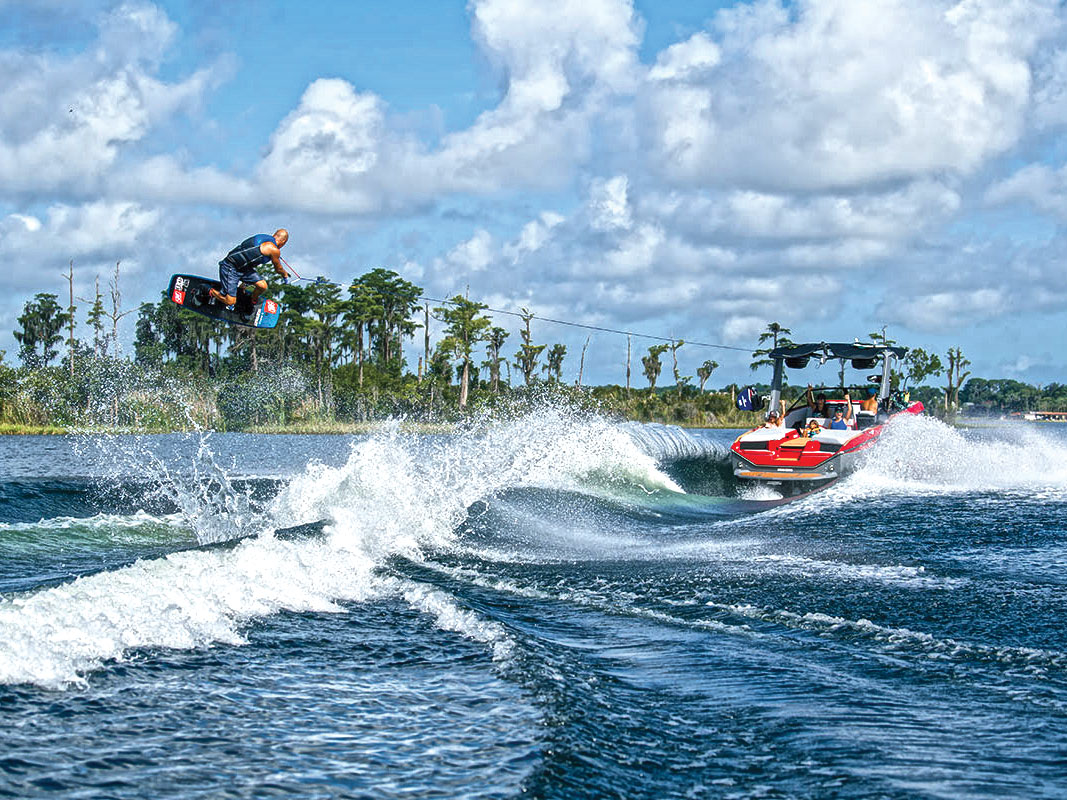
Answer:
top-left (261, 242), bottom-right (289, 279)
top-left (844, 393), bottom-right (853, 420)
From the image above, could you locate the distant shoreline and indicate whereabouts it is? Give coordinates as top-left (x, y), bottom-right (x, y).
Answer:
top-left (0, 420), bottom-right (749, 435)
top-left (1, 417), bottom-right (1055, 436)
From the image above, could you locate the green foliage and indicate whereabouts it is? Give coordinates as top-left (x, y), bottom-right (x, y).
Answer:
top-left (433, 295), bottom-right (491, 407)
top-left (696, 360), bottom-right (719, 392)
top-left (84, 277), bottom-right (107, 356)
top-left (357, 268), bottom-right (422, 375)
top-left (513, 308), bottom-right (546, 386)
top-left (0, 352), bottom-right (16, 422)
top-left (134, 302), bottom-right (165, 366)
top-left (957, 378), bottom-right (1067, 414)
top-left (434, 296), bottom-right (491, 362)
top-left (8, 276), bottom-right (1064, 432)
top-left (641, 344), bottom-right (669, 389)
top-left (868, 329), bottom-right (897, 348)
top-left (669, 340), bottom-right (689, 388)
top-left (750, 322), bottom-right (794, 374)
top-left (544, 343), bottom-right (567, 383)
top-left (482, 326), bottom-right (510, 393)
top-left (945, 347), bottom-right (971, 412)
top-left (15, 293), bottom-right (70, 367)
top-left (904, 347), bottom-right (943, 387)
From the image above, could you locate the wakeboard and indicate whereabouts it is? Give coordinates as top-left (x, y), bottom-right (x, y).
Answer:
top-left (168, 273), bottom-right (282, 329)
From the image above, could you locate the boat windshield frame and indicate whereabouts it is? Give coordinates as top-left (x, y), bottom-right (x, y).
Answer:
top-left (765, 342), bottom-right (908, 415)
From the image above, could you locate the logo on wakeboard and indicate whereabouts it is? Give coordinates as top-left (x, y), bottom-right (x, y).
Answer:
top-left (172, 289), bottom-right (185, 305)
top-left (264, 299), bottom-right (278, 314)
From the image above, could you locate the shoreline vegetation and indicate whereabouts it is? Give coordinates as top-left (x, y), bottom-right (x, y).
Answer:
top-left (4, 409), bottom-right (1061, 436)
top-left (7, 267), bottom-right (1066, 436)
top-left (0, 369), bottom-right (1051, 436)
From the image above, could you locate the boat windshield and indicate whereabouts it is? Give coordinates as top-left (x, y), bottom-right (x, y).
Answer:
top-left (784, 386), bottom-right (877, 415)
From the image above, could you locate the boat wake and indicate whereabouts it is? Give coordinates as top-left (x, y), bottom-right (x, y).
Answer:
top-left (0, 408), bottom-right (690, 687)
top-left (2, 409), bottom-right (1066, 688)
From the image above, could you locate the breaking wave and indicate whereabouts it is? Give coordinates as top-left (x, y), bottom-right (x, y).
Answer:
top-left (0, 408), bottom-right (685, 687)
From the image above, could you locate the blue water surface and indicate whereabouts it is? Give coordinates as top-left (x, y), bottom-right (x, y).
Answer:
top-left (0, 419), bottom-right (1065, 799)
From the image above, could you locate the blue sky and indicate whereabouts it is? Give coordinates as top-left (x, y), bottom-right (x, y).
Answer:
top-left (2, 0), bottom-right (1067, 387)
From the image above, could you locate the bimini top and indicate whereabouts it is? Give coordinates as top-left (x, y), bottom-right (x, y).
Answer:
top-left (769, 342), bottom-right (908, 360)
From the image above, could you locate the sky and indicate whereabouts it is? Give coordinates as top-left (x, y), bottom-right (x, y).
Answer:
top-left (2, 0), bottom-right (1067, 387)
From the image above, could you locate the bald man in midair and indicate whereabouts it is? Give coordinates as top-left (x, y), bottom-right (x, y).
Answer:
top-left (207, 228), bottom-right (290, 309)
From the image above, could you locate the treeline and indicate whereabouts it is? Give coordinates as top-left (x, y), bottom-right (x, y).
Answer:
top-left (5, 266), bottom-right (1065, 431)
top-left (959, 379), bottom-right (1067, 414)
top-left (4, 266), bottom-right (754, 430)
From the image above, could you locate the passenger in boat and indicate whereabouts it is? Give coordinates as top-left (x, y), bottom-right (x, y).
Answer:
top-left (764, 409), bottom-right (785, 428)
top-left (806, 385), bottom-right (827, 417)
top-left (860, 387), bottom-right (879, 413)
top-left (827, 393), bottom-right (853, 430)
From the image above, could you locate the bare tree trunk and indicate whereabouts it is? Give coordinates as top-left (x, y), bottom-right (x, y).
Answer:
top-left (459, 360), bottom-right (470, 408)
top-left (64, 260), bottom-right (76, 377)
top-left (670, 338), bottom-right (677, 388)
top-left (577, 336), bottom-right (590, 388)
top-left (105, 261), bottom-right (132, 358)
top-left (111, 262), bottom-right (120, 355)
top-left (317, 338), bottom-right (324, 410)
top-left (422, 303), bottom-right (429, 384)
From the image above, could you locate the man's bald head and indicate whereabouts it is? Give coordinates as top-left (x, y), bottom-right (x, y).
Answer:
top-left (274, 228), bottom-right (289, 246)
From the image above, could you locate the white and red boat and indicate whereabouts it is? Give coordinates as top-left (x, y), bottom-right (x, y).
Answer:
top-left (730, 342), bottom-right (923, 496)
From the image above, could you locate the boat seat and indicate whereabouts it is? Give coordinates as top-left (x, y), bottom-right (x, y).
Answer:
top-left (809, 428), bottom-right (855, 444)
top-left (855, 410), bottom-right (876, 429)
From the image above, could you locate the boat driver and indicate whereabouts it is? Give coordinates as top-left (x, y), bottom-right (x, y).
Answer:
top-left (860, 387), bottom-right (879, 412)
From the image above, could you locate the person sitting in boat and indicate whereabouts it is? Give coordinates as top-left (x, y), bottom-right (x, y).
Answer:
top-left (763, 410), bottom-right (784, 428)
top-left (806, 385), bottom-right (827, 417)
top-left (826, 393), bottom-right (854, 430)
top-left (860, 387), bottom-right (879, 413)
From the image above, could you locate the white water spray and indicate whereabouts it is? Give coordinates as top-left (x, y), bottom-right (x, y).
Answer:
top-left (0, 408), bottom-right (680, 687)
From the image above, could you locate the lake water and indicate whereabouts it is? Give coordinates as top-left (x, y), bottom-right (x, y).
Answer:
top-left (1, 410), bottom-right (1065, 798)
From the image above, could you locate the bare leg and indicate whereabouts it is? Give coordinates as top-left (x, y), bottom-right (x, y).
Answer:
top-left (250, 280), bottom-right (269, 302)
top-left (208, 287), bottom-right (237, 305)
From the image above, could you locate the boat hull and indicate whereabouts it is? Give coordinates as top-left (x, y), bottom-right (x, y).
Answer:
top-left (730, 448), bottom-right (858, 496)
